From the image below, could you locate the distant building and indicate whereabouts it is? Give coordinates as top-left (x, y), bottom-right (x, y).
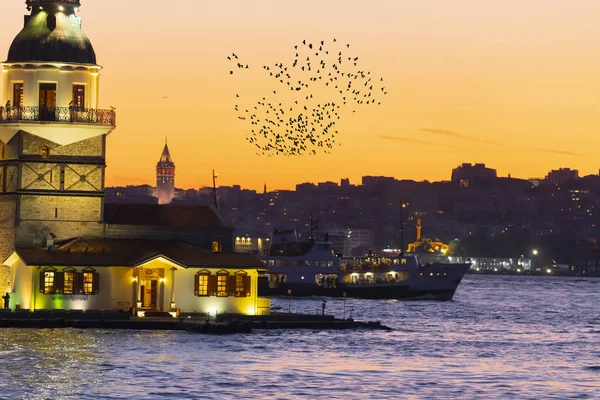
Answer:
top-left (546, 168), bottom-right (579, 185)
top-left (234, 235), bottom-right (270, 255)
top-left (451, 163), bottom-right (497, 187)
top-left (156, 141), bottom-right (175, 205)
top-left (318, 181), bottom-right (338, 190)
top-left (407, 218), bottom-right (449, 254)
top-left (361, 176), bottom-right (396, 188)
top-left (340, 178), bottom-right (350, 187)
top-left (106, 185), bottom-right (156, 204)
top-left (296, 182), bottom-right (316, 192)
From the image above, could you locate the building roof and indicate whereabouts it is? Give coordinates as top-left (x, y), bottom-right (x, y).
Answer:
top-left (158, 143), bottom-right (174, 165)
top-left (104, 203), bottom-right (226, 229)
top-left (6, 2), bottom-right (97, 65)
top-left (16, 238), bottom-right (264, 269)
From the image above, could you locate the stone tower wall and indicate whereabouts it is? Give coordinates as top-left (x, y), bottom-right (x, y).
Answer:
top-left (0, 195), bottom-right (17, 263)
top-left (156, 178), bottom-right (175, 205)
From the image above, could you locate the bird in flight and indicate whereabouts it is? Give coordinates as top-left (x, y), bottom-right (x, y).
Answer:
top-left (226, 39), bottom-right (387, 156)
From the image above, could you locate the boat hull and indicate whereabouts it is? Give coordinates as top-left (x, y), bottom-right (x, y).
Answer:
top-left (259, 263), bottom-right (470, 301)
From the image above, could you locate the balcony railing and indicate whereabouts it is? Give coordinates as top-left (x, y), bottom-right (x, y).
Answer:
top-left (0, 106), bottom-right (116, 126)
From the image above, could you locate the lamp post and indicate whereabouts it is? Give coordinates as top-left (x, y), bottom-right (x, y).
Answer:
top-left (287, 289), bottom-right (292, 313)
top-left (532, 249), bottom-right (539, 272)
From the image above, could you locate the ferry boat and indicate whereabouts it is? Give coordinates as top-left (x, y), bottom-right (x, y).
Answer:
top-left (257, 230), bottom-right (470, 300)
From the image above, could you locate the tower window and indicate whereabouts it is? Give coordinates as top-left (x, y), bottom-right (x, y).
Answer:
top-left (41, 145), bottom-right (50, 158)
top-left (72, 85), bottom-right (85, 109)
top-left (13, 83), bottom-right (23, 107)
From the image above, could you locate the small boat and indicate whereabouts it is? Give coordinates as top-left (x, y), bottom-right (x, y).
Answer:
top-left (257, 230), bottom-right (470, 301)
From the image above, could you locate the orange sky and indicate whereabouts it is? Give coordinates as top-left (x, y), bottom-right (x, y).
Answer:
top-left (1, 0), bottom-right (599, 191)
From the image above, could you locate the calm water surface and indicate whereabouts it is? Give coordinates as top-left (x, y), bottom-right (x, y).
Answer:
top-left (0, 275), bottom-right (599, 399)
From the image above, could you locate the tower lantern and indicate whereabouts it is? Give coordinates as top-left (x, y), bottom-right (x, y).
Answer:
top-left (0, 0), bottom-right (115, 261)
top-left (156, 140), bottom-right (175, 205)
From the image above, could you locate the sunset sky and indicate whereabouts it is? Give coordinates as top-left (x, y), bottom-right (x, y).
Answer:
top-left (1, 0), bottom-right (599, 191)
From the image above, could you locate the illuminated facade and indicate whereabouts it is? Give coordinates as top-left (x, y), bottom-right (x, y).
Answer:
top-left (156, 141), bottom-right (175, 205)
top-left (3, 238), bottom-right (269, 315)
top-left (0, 0), bottom-right (115, 262)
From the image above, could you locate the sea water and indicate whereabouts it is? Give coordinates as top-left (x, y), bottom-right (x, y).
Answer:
top-left (0, 275), bottom-right (598, 399)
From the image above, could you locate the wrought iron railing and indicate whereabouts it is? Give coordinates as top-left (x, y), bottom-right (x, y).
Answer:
top-left (0, 106), bottom-right (116, 126)
top-left (27, 0), bottom-right (81, 5)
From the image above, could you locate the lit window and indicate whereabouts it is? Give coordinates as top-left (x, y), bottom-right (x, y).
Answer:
top-left (41, 145), bottom-right (50, 159)
top-left (217, 274), bottom-right (228, 297)
top-left (197, 274), bottom-right (209, 296)
top-left (44, 272), bottom-right (55, 294)
top-left (235, 273), bottom-right (249, 297)
top-left (64, 272), bottom-right (75, 294)
top-left (212, 241), bottom-right (220, 252)
top-left (83, 272), bottom-right (94, 294)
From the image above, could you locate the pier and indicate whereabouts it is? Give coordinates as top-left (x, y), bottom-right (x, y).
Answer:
top-left (0, 310), bottom-right (391, 334)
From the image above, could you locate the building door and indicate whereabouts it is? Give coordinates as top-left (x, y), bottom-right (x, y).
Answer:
top-left (39, 83), bottom-right (56, 121)
top-left (141, 279), bottom-right (159, 309)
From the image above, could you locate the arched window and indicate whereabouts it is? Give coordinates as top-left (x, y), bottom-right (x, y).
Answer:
top-left (41, 145), bottom-right (50, 159)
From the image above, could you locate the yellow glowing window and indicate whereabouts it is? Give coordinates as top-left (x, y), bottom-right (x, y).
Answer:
top-left (198, 274), bottom-right (209, 296)
top-left (44, 272), bottom-right (54, 294)
top-left (235, 274), bottom-right (246, 297)
top-left (41, 145), bottom-right (50, 159)
top-left (64, 272), bottom-right (74, 295)
top-left (212, 241), bottom-right (220, 253)
top-left (83, 272), bottom-right (94, 294)
top-left (217, 275), bottom-right (228, 297)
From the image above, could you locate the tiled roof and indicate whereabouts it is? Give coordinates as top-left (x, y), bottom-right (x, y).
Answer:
top-left (16, 238), bottom-right (264, 269)
top-left (104, 203), bottom-right (225, 229)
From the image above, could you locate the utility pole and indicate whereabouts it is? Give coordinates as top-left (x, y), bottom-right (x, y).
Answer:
top-left (212, 170), bottom-right (219, 210)
top-left (400, 201), bottom-right (405, 255)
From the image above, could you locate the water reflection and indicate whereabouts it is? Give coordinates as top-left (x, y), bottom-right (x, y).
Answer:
top-left (0, 276), bottom-right (598, 399)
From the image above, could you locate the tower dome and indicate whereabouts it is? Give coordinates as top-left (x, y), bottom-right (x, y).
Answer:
top-left (5, 0), bottom-right (96, 65)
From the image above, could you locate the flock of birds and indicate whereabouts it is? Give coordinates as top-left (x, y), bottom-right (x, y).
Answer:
top-left (227, 39), bottom-right (387, 156)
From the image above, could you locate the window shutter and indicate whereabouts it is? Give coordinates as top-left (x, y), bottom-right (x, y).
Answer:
top-left (54, 272), bottom-right (64, 294)
top-left (245, 276), bottom-right (252, 297)
top-left (93, 273), bottom-right (100, 294)
top-left (74, 273), bottom-right (83, 294)
top-left (228, 275), bottom-right (236, 297)
top-left (39, 271), bottom-right (46, 294)
top-left (208, 275), bottom-right (218, 296)
top-left (194, 274), bottom-right (199, 296)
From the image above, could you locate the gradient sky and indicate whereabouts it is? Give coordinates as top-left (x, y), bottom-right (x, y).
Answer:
top-left (1, 0), bottom-right (599, 191)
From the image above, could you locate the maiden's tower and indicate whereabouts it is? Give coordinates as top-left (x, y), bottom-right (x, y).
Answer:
top-left (0, 0), bottom-right (116, 262)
